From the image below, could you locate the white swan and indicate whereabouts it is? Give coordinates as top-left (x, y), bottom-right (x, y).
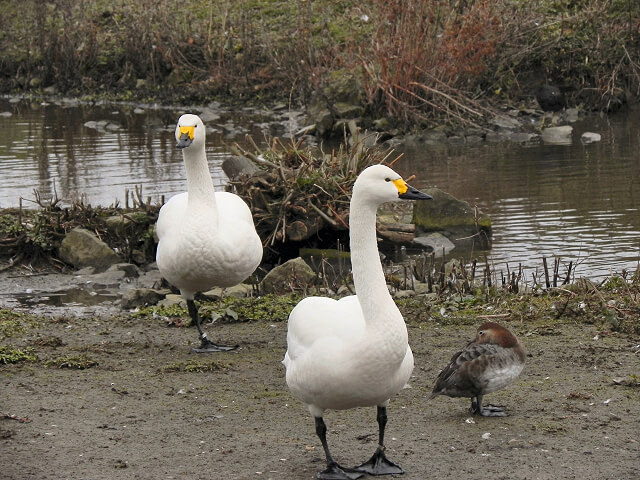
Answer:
top-left (283, 164), bottom-right (432, 479)
top-left (156, 113), bottom-right (263, 352)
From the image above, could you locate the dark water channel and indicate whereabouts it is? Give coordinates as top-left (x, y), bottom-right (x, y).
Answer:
top-left (1, 97), bottom-right (639, 281)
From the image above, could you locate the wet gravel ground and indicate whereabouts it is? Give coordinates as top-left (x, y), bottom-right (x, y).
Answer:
top-left (2, 279), bottom-right (639, 480)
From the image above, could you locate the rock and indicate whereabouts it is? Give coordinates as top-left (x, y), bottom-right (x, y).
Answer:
top-left (158, 294), bottom-right (186, 308)
top-left (306, 104), bottom-right (334, 137)
top-left (541, 125), bottom-right (573, 144)
top-left (89, 269), bottom-right (126, 287)
top-left (107, 263), bottom-right (141, 278)
top-left (121, 288), bottom-right (165, 309)
top-left (508, 132), bottom-right (540, 144)
top-left (485, 132), bottom-right (508, 142)
top-left (260, 257), bottom-right (315, 294)
top-left (413, 232), bottom-right (455, 256)
top-left (447, 135), bottom-right (465, 145)
top-left (581, 132), bottom-right (601, 144)
top-left (222, 156), bottom-right (261, 180)
top-left (105, 215), bottom-right (133, 236)
top-left (393, 289), bottom-right (415, 299)
top-left (59, 228), bottom-right (120, 271)
top-left (203, 283), bottom-right (254, 299)
top-left (412, 188), bottom-right (491, 249)
top-left (198, 108), bottom-right (221, 123)
top-left (377, 201), bottom-right (414, 225)
top-left (489, 114), bottom-right (521, 130)
top-left (334, 102), bottom-right (364, 118)
top-left (565, 108), bottom-right (580, 122)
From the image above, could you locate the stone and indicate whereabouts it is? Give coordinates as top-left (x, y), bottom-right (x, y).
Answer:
top-left (581, 132), bottom-right (601, 144)
top-left (107, 263), bottom-right (141, 278)
top-left (222, 156), bottom-right (261, 180)
top-left (260, 257), bottom-right (315, 294)
top-left (412, 188), bottom-right (491, 249)
top-left (413, 232), bottom-right (456, 256)
top-left (541, 125), bottom-right (573, 144)
top-left (489, 114), bottom-right (521, 130)
top-left (88, 269), bottom-right (126, 288)
top-left (59, 228), bottom-right (120, 271)
top-left (158, 294), bottom-right (186, 308)
top-left (203, 283), bottom-right (254, 299)
top-left (508, 132), bottom-right (540, 144)
top-left (121, 288), bottom-right (165, 309)
top-left (105, 215), bottom-right (133, 235)
top-left (334, 102), bottom-right (364, 118)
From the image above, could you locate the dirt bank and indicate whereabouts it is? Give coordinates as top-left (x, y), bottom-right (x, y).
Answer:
top-left (2, 297), bottom-right (639, 480)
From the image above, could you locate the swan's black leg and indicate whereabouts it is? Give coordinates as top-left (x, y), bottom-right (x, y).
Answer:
top-left (471, 395), bottom-right (507, 417)
top-left (315, 417), bottom-right (363, 480)
top-left (187, 299), bottom-right (238, 353)
top-left (353, 406), bottom-right (404, 475)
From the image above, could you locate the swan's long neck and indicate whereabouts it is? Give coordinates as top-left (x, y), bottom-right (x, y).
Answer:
top-left (183, 146), bottom-right (217, 211)
top-left (349, 195), bottom-right (400, 329)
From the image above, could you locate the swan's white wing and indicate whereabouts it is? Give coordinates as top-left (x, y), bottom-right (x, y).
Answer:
top-left (155, 192), bottom-right (188, 241)
top-left (215, 191), bottom-right (256, 226)
top-left (285, 295), bottom-right (365, 364)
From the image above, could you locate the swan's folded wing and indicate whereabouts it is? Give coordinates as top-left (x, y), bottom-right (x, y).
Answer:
top-left (285, 295), bottom-right (365, 363)
top-left (216, 191), bottom-right (256, 226)
top-left (155, 192), bottom-right (188, 240)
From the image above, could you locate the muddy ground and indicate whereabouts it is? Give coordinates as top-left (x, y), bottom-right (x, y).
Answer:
top-left (2, 279), bottom-right (640, 480)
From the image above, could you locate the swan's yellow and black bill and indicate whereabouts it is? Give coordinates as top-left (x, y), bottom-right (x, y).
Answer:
top-left (176, 126), bottom-right (195, 149)
top-left (393, 179), bottom-right (432, 200)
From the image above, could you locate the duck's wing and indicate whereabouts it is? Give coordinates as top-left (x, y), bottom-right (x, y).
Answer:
top-left (429, 342), bottom-right (503, 398)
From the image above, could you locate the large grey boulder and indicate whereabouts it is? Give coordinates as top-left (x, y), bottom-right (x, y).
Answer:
top-left (413, 188), bottom-right (491, 250)
top-left (260, 257), bottom-right (315, 294)
top-left (59, 227), bottom-right (120, 272)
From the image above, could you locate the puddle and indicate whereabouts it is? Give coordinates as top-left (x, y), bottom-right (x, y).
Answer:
top-left (12, 288), bottom-right (119, 307)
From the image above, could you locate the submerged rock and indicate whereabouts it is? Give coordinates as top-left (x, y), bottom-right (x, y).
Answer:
top-left (59, 227), bottom-right (120, 271)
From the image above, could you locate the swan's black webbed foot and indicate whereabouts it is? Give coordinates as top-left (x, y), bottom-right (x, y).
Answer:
top-left (192, 337), bottom-right (238, 353)
top-left (354, 446), bottom-right (404, 475)
top-left (318, 462), bottom-right (364, 480)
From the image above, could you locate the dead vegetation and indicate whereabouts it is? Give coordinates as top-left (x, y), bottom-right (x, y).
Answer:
top-left (1, 1), bottom-right (638, 125)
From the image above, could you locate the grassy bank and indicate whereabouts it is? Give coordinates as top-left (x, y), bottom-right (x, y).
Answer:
top-left (1, 0), bottom-right (638, 127)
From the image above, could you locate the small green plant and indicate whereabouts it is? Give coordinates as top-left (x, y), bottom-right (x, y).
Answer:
top-left (0, 346), bottom-right (38, 364)
top-left (44, 354), bottom-right (98, 369)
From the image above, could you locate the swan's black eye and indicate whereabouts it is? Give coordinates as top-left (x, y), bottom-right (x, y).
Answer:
top-left (385, 177), bottom-right (391, 182)
top-left (478, 331), bottom-right (485, 336)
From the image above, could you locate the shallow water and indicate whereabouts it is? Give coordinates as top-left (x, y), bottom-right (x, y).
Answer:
top-left (397, 110), bottom-right (640, 280)
top-left (0, 97), bottom-right (638, 280)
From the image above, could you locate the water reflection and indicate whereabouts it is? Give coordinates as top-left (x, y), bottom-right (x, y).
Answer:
top-left (397, 110), bottom-right (640, 279)
top-left (1, 97), bottom-right (639, 280)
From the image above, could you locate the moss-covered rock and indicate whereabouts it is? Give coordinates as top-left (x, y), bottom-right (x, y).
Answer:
top-left (413, 187), bottom-right (491, 249)
top-left (59, 227), bottom-right (121, 271)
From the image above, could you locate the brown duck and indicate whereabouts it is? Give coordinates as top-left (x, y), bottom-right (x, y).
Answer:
top-left (429, 322), bottom-right (526, 416)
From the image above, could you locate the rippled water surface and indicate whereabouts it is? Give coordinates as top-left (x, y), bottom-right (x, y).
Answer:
top-left (398, 110), bottom-right (640, 280)
top-left (1, 97), bottom-right (639, 280)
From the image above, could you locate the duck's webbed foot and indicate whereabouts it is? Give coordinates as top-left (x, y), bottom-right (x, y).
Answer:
top-left (192, 336), bottom-right (238, 353)
top-left (318, 462), bottom-right (364, 480)
top-left (354, 446), bottom-right (404, 475)
top-left (471, 396), bottom-right (507, 417)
